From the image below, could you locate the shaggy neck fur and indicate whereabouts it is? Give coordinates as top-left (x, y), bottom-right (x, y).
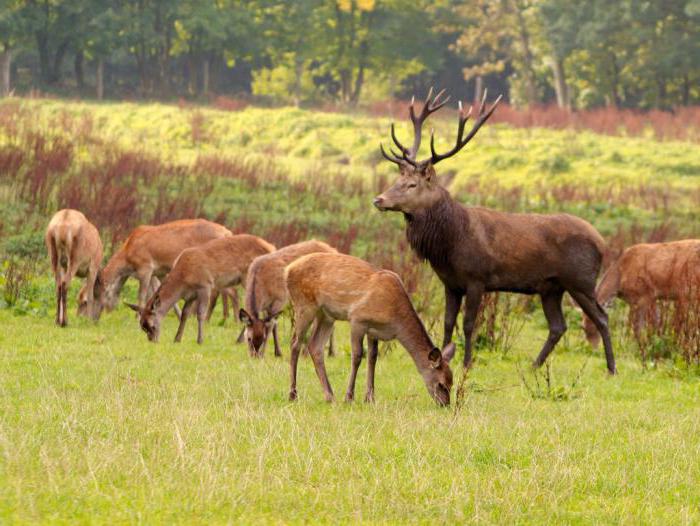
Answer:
top-left (404, 189), bottom-right (464, 269)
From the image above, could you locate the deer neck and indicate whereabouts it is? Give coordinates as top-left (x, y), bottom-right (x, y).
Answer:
top-left (394, 300), bottom-right (437, 372)
top-left (153, 277), bottom-right (185, 319)
top-left (245, 265), bottom-right (264, 320)
top-left (404, 189), bottom-right (462, 269)
top-left (102, 250), bottom-right (132, 296)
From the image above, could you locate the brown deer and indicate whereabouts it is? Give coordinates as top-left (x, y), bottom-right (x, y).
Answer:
top-left (285, 252), bottom-right (456, 405)
top-left (374, 89), bottom-right (616, 374)
top-left (239, 240), bottom-right (337, 357)
top-left (584, 240), bottom-right (700, 346)
top-left (126, 234), bottom-right (275, 343)
top-left (45, 209), bottom-right (103, 326)
top-left (99, 219), bottom-right (232, 313)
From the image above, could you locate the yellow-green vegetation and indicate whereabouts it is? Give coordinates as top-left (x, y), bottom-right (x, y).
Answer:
top-left (1, 98), bottom-right (700, 523)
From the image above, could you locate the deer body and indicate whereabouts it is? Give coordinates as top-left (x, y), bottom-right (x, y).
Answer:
top-left (45, 209), bottom-right (103, 326)
top-left (100, 219), bottom-right (232, 312)
top-left (374, 89), bottom-right (615, 373)
top-left (584, 240), bottom-right (700, 345)
top-left (129, 234), bottom-right (275, 343)
top-left (285, 253), bottom-right (455, 405)
top-left (239, 240), bottom-right (337, 357)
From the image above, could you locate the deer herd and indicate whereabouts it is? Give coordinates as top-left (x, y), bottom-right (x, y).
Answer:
top-left (45, 89), bottom-right (700, 407)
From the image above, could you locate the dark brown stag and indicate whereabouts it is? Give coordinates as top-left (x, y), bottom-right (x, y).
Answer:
top-left (374, 88), bottom-right (616, 374)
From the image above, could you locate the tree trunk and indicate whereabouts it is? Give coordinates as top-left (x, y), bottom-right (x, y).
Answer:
top-left (202, 56), bottom-right (210, 96)
top-left (96, 59), bottom-right (104, 100)
top-left (187, 53), bottom-right (197, 95)
top-left (514, 3), bottom-right (538, 106)
top-left (36, 32), bottom-right (51, 84)
top-left (474, 75), bottom-right (484, 105)
top-left (608, 53), bottom-right (621, 107)
top-left (50, 40), bottom-right (69, 84)
top-left (74, 50), bottom-right (85, 91)
top-left (551, 56), bottom-right (569, 109)
top-left (682, 74), bottom-right (690, 106)
top-left (0, 48), bottom-right (11, 97)
top-left (292, 54), bottom-right (303, 107)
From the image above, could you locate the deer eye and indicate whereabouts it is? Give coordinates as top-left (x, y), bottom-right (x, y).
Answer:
top-left (407, 183), bottom-right (417, 189)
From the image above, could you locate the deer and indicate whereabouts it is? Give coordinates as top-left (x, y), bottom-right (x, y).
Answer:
top-left (126, 234), bottom-right (275, 344)
top-left (45, 209), bottom-right (103, 326)
top-left (374, 88), bottom-right (616, 374)
top-left (99, 219), bottom-right (232, 315)
top-left (239, 239), bottom-right (337, 357)
top-left (285, 252), bottom-right (456, 405)
top-left (583, 239), bottom-right (700, 346)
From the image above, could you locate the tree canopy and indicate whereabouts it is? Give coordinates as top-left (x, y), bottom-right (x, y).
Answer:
top-left (1, 0), bottom-right (698, 108)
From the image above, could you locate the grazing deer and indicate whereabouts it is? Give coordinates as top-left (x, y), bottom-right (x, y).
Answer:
top-left (45, 209), bottom-right (103, 326)
top-left (285, 252), bottom-right (456, 405)
top-left (374, 89), bottom-right (616, 374)
top-left (99, 219), bottom-right (232, 313)
top-left (584, 240), bottom-right (700, 346)
top-left (239, 240), bottom-right (337, 357)
top-left (126, 234), bottom-right (275, 343)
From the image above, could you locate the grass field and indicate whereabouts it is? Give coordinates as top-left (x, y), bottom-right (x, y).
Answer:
top-left (2, 307), bottom-right (700, 524)
top-left (1, 98), bottom-right (700, 523)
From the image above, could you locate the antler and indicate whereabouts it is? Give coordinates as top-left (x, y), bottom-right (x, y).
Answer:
top-left (380, 87), bottom-right (450, 166)
top-left (425, 89), bottom-right (502, 166)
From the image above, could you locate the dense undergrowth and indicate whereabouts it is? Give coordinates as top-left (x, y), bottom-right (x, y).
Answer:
top-left (1, 97), bottom-right (699, 363)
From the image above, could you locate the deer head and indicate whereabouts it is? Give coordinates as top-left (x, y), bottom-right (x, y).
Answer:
top-left (77, 273), bottom-right (104, 320)
top-left (239, 308), bottom-right (281, 357)
top-left (374, 88), bottom-right (501, 214)
top-left (423, 342), bottom-right (457, 406)
top-left (125, 294), bottom-right (161, 342)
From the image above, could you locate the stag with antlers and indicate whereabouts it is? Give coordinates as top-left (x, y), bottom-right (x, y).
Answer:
top-left (374, 89), bottom-right (616, 374)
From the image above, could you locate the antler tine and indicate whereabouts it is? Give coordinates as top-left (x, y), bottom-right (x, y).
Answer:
top-left (379, 143), bottom-right (403, 167)
top-left (423, 92), bottom-right (502, 167)
top-left (405, 87), bottom-right (451, 160)
top-left (390, 123), bottom-right (410, 155)
top-left (478, 88), bottom-right (488, 115)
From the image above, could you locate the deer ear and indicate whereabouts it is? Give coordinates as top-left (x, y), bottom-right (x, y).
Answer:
top-left (124, 302), bottom-right (142, 313)
top-left (263, 310), bottom-right (282, 324)
top-left (419, 163), bottom-right (436, 180)
top-left (239, 308), bottom-right (253, 325)
top-left (442, 342), bottom-right (456, 363)
top-left (428, 347), bottom-right (442, 368)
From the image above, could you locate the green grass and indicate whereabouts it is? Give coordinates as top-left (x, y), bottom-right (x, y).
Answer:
top-left (2, 305), bottom-right (700, 524)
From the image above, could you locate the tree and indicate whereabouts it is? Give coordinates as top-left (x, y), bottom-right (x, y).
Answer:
top-left (0, 0), bottom-right (26, 96)
top-left (448, 0), bottom-right (541, 107)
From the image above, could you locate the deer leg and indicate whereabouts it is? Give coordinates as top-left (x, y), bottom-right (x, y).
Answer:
top-left (569, 290), bottom-right (616, 375)
top-left (196, 289), bottom-right (211, 344)
top-left (136, 270), bottom-right (154, 311)
top-left (272, 320), bottom-right (282, 357)
top-left (206, 290), bottom-right (219, 321)
top-left (364, 337), bottom-right (379, 403)
top-left (345, 325), bottom-right (366, 402)
top-left (60, 279), bottom-right (69, 327)
top-left (55, 277), bottom-right (62, 326)
top-left (307, 316), bottom-right (336, 403)
top-left (442, 286), bottom-right (464, 348)
top-left (84, 268), bottom-right (98, 320)
top-left (327, 327), bottom-right (335, 357)
top-left (462, 286), bottom-right (483, 368)
top-left (532, 289), bottom-right (566, 368)
top-left (174, 298), bottom-right (195, 342)
top-left (226, 288), bottom-right (240, 321)
top-left (289, 308), bottom-right (316, 401)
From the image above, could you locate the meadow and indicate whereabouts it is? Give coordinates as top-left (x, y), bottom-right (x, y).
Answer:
top-left (1, 98), bottom-right (700, 523)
